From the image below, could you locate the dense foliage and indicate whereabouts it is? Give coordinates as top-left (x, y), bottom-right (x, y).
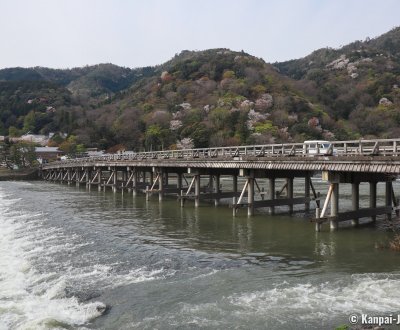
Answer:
top-left (1, 27), bottom-right (399, 151)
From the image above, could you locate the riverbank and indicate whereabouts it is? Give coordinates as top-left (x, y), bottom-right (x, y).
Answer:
top-left (0, 167), bottom-right (39, 181)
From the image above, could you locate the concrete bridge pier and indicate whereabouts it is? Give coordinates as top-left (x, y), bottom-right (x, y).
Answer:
top-left (214, 175), bottom-right (221, 207)
top-left (386, 181), bottom-right (393, 221)
top-left (177, 173), bottom-right (183, 191)
top-left (163, 171), bottom-right (168, 186)
top-left (121, 170), bottom-right (127, 192)
top-left (76, 169), bottom-right (81, 187)
top-left (158, 169), bottom-right (164, 202)
top-left (330, 183), bottom-right (339, 231)
top-left (125, 168), bottom-right (132, 192)
top-left (247, 171), bottom-right (255, 217)
top-left (141, 171), bottom-right (146, 185)
top-left (370, 181), bottom-right (377, 222)
top-left (351, 182), bottom-right (360, 227)
top-left (208, 175), bottom-right (213, 195)
top-left (112, 168), bottom-right (117, 193)
top-left (233, 175), bottom-right (238, 195)
top-left (268, 177), bottom-right (275, 215)
top-left (287, 177), bottom-right (294, 214)
top-left (305, 174), bottom-right (311, 212)
top-left (85, 169), bottom-right (91, 190)
top-left (194, 174), bottom-right (200, 207)
top-left (132, 170), bottom-right (138, 195)
top-left (149, 171), bottom-right (154, 188)
top-left (97, 168), bottom-right (102, 191)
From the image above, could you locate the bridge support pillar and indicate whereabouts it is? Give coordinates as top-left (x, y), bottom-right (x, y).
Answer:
top-left (132, 171), bottom-right (138, 195)
top-left (76, 170), bottom-right (80, 187)
top-left (215, 174), bottom-right (221, 207)
top-left (97, 169), bottom-right (102, 191)
top-left (287, 177), bottom-right (294, 214)
top-left (247, 172), bottom-right (255, 216)
top-left (386, 181), bottom-right (392, 221)
top-left (164, 171), bottom-right (168, 186)
top-left (158, 169), bottom-right (164, 202)
top-left (150, 171), bottom-right (154, 187)
top-left (351, 182), bottom-right (359, 226)
top-left (177, 173), bottom-right (182, 190)
top-left (305, 174), bottom-right (310, 212)
top-left (194, 175), bottom-right (200, 207)
top-left (315, 208), bottom-right (322, 232)
top-left (86, 169), bottom-right (91, 190)
top-left (177, 173), bottom-right (183, 204)
top-left (268, 178), bottom-right (275, 215)
top-left (233, 175), bottom-right (238, 195)
top-left (369, 181), bottom-right (377, 222)
top-left (330, 183), bottom-right (339, 231)
top-left (126, 169), bottom-right (132, 192)
top-left (113, 169), bottom-right (117, 193)
top-left (121, 170), bottom-right (127, 192)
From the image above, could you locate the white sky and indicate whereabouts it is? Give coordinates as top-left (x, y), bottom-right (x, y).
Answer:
top-left (0, 0), bottom-right (399, 69)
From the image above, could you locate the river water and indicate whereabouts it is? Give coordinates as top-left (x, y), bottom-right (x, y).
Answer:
top-left (1, 179), bottom-right (400, 329)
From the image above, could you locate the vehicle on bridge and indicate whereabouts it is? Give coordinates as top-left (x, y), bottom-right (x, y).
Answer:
top-left (303, 140), bottom-right (333, 155)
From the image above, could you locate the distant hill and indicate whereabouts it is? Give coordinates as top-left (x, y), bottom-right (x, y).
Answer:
top-left (0, 27), bottom-right (399, 152)
top-left (77, 48), bottom-right (343, 150)
top-left (0, 64), bottom-right (156, 98)
top-left (274, 26), bottom-right (400, 137)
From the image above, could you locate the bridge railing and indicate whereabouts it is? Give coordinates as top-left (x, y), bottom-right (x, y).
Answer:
top-left (332, 139), bottom-right (400, 156)
top-left (48, 138), bottom-right (400, 166)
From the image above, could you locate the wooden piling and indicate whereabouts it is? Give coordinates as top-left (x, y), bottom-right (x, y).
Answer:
top-left (158, 170), bottom-right (163, 201)
top-left (215, 174), bottom-right (221, 207)
top-left (194, 175), bottom-right (200, 207)
top-left (247, 176), bottom-right (254, 216)
top-left (268, 177), bottom-right (275, 215)
top-left (370, 181), bottom-right (377, 222)
top-left (305, 174), bottom-right (310, 212)
top-left (351, 182), bottom-right (359, 226)
top-left (386, 181), bottom-right (392, 221)
top-left (330, 183), bottom-right (339, 231)
top-left (287, 177), bottom-right (294, 214)
top-left (113, 169), bottom-right (117, 193)
top-left (315, 207), bottom-right (321, 232)
top-left (233, 175), bottom-right (237, 194)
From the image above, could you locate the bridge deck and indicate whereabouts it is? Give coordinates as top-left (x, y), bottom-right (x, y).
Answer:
top-left (42, 138), bottom-right (400, 174)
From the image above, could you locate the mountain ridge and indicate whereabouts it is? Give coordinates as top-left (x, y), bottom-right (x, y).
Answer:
top-left (0, 27), bottom-right (399, 152)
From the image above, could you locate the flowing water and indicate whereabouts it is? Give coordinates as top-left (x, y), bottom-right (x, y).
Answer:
top-left (1, 179), bottom-right (400, 330)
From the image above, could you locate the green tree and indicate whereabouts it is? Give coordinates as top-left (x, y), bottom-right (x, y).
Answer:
top-left (8, 126), bottom-right (21, 137)
top-left (145, 125), bottom-right (162, 151)
top-left (23, 111), bottom-right (36, 133)
top-left (59, 135), bottom-right (79, 156)
top-left (209, 108), bottom-right (231, 131)
top-left (9, 141), bottom-right (37, 168)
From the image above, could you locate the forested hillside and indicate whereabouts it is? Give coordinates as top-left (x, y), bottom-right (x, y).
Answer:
top-left (0, 27), bottom-right (399, 153)
top-left (275, 26), bottom-right (400, 138)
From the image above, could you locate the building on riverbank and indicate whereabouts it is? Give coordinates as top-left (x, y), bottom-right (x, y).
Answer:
top-left (35, 147), bottom-right (63, 164)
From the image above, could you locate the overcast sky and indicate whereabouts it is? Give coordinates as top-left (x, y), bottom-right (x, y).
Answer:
top-left (0, 0), bottom-right (399, 69)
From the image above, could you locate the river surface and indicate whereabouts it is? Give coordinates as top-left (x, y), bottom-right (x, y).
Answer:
top-left (1, 179), bottom-right (400, 329)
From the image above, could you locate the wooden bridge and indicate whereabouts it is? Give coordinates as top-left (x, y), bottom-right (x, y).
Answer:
top-left (41, 138), bottom-right (400, 231)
